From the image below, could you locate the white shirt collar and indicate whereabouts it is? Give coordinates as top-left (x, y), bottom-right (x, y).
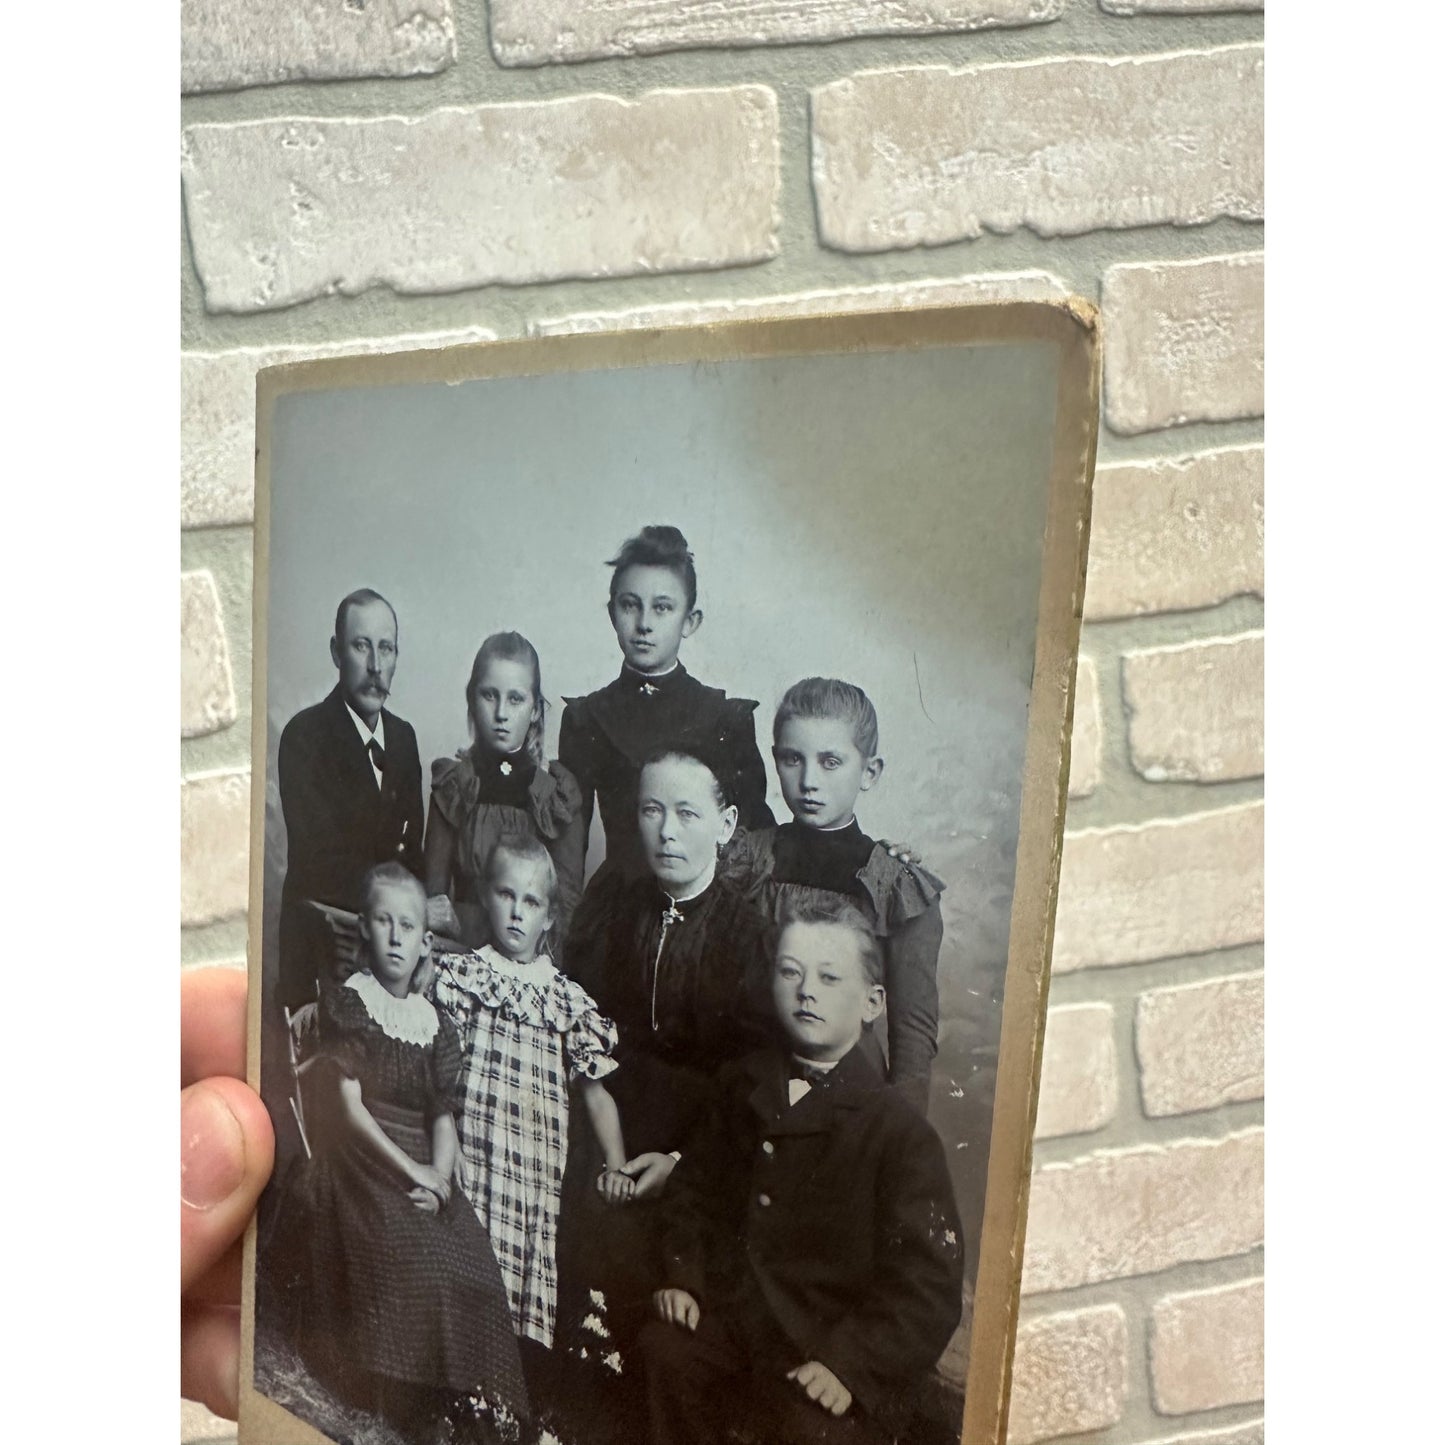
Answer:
top-left (344, 699), bottom-right (385, 749)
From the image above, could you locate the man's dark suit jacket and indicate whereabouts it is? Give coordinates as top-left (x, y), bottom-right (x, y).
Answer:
top-left (658, 1044), bottom-right (964, 1433)
top-left (277, 684), bottom-right (424, 1007)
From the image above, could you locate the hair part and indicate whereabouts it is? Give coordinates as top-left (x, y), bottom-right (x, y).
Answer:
top-left (360, 861), bottom-right (427, 917)
top-left (774, 894), bottom-right (885, 988)
top-left (485, 832), bottom-right (559, 911)
top-left (466, 631), bottom-right (546, 768)
top-left (334, 588), bottom-right (398, 645)
top-left (607, 525), bottom-right (698, 612)
top-left (773, 677), bottom-right (880, 758)
top-left (638, 745), bottom-right (735, 812)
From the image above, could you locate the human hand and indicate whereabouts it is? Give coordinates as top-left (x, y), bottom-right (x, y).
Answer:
top-left (426, 894), bottom-right (461, 939)
top-left (407, 1185), bottom-right (441, 1214)
top-left (619, 1151), bottom-right (677, 1201)
top-left (596, 1167), bottom-right (637, 1206)
top-left (653, 1288), bottom-right (700, 1331)
top-left (876, 838), bottom-right (924, 867)
top-left (181, 968), bottom-right (276, 1419)
top-left (410, 1163), bottom-right (450, 1205)
top-left (787, 1360), bottom-right (853, 1417)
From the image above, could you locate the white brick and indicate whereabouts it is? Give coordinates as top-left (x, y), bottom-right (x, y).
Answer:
top-left (1136, 972), bottom-right (1264, 1117)
top-left (1102, 253), bottom-right (1264, 434)
top-left (1103, 1), bottom-right (1261, 12)
top-left (181, 329), bottom-right (495, 530)
top-left (1053, 802), bottom-right (1263, 972)
top-left (181, 770), bottom-right (251, 928)
top-left (1123, 632), bottom-right (1264, 783)
top-left (812, 46), bottom-right (1262, 253)
top-left (181, 0), bottom-right (454, 94)
top-left (1068, 656), bottom-right (1102, 800)
top-left (1034, 1003), bottom-right (1116, 1140)
top-left (182, 91), bottom-right (781, 315)
top-left (1150, 1278), bottom-right (1264, 1415)
top-left (1139, 1421), bottom-right (1264, 1445)
top-left (1006, 1305), bottom-right (1127, 1444)
top-left (1022, 1128), bottom-right (1263, 1293)
top-left (1085, 447), bottom-right (1264, 621)
top-left (493, 0), bottom-right (1061, 66)
top-left (180, 571), bottom-right (237, 738)
top-left (531, 270), bottom-right (1071, 336)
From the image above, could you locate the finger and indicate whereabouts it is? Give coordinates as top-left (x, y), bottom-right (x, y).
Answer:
top-left (184, 1238), bottom-right (244, 1309)
top-left (181, 969), bottom-right (249, 1087)
top-left (829, 1395), bottom-right (849, 1417)
top-left (181, 1076), bottom-right (275, 1295)
top-left (181, 1301), bottom-right (242, 1420)
top-left (786, 1367), bottom-right (801, 1382)
top-left (683, 1300), bottom-right (699, 1331)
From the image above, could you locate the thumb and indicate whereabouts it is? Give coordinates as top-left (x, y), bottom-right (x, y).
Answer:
top-left (617, 1155), bottom-right (648, 1178)
top-left (181, 1076), bottom-right (274, 1296)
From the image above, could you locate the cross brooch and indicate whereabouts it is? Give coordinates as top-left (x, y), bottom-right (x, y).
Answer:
top-left (639, 682), bottom-right (659, 696)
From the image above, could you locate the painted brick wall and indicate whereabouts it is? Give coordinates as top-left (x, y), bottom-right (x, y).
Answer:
top-left (180, 4), bottom-right (1264, 1442)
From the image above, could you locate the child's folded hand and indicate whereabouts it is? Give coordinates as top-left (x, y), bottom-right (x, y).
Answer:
top-left (596, 1167), bottom-right (636, 1206)
top-left (787, 1360), bottom-right (852, 1417)
top-left (411, 1163), bottom-right (451, 1205)
top-left (653, 1288), bottom-right (700, 1332)
top-left (407, 1185), bottom-right (441, 1214)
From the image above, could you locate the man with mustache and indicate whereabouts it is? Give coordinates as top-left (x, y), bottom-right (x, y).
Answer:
top-left (277, 588), bottom-right (425, 1008)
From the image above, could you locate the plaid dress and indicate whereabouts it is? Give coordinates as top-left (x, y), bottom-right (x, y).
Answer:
top-left (433, 946), bottom-right (619, 1346)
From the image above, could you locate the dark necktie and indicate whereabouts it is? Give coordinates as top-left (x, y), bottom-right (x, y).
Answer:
top-left (368, 739), bottom-right (386, 775)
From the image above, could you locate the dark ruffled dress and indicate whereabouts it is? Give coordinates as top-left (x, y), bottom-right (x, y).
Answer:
top-left (728, 821), bottom-right (947, 1093)
top-left (425, 748), bottom-right (585, 952)
top-left (556, 873), bottom-right (775, 1356)
top-left (285, 974), bottom-right (528, 1417)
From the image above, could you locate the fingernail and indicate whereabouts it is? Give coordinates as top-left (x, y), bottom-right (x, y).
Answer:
top-left (181, 1084), bottom-right (247, 1210)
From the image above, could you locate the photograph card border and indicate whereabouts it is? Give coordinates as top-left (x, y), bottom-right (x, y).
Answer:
top-left (238, 299), bottom-right (1101, 1445)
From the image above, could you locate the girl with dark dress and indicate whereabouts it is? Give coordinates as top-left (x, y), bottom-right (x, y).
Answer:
top-left (557, 748), bottom-right (773, 1384)
top-left (558, 526), bottom-right (774, 885)
top-left (425, 632), bottom-right (586, 953)
top-left (283, 863), bottom-right (530, 1443)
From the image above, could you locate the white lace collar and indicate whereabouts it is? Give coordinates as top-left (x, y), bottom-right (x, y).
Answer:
top-left (345, 971), bottom-right (439, 1046)
top-left (476, 944), bottom-right (557, 985)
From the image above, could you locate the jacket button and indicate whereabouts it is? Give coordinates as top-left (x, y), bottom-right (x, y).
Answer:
top-left (761, 1141), bottom-right (775, 1156)
top-left (758, 1193), bottom-right (771, 1208)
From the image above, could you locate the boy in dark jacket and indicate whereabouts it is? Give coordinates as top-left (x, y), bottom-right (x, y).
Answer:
top-left (640, 897), bottom-right (964, 1444)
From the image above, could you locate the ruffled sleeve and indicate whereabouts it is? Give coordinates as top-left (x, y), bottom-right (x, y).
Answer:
top-left (556, 975), bottom-right (620, 1084)
top-left (315, 978), bottom-right (372, 1080)
top-left (528, 760), bottom-right (583, 840)
top-left (429, 753), bottom-right (479, 832)
top-left (859, 849), bottom-right (947, 937)
top-left (428, 1010), bottom-right (464, 1120)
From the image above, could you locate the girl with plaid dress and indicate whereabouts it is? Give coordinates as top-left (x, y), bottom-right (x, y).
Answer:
top-left (433, 834), bottom-right (628, 1351)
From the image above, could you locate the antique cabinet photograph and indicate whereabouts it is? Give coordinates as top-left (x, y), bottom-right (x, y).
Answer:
top-left (239, 305), bottom-right (1099, 1445)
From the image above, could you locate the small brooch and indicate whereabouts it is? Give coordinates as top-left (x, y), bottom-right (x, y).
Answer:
top-left (660, 902), bottom-right (683, 927)
top-left (499, 760), bottom-right (512, 776)
top-left (639, 682), bottom-right (658, 696)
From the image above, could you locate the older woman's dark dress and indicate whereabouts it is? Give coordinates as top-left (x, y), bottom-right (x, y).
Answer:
top-left (557, 873), bottom-right (773, 1356)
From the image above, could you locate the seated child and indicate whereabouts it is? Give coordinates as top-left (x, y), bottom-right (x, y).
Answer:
top-left (640, 896), bottom-right (964, 1445)
top-left (282, 862), bottom-right (529, 1442)
top-left (732, 678), bottom-right (946, 1107)
top-left (432, 834), bottom-right (630, 1354)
